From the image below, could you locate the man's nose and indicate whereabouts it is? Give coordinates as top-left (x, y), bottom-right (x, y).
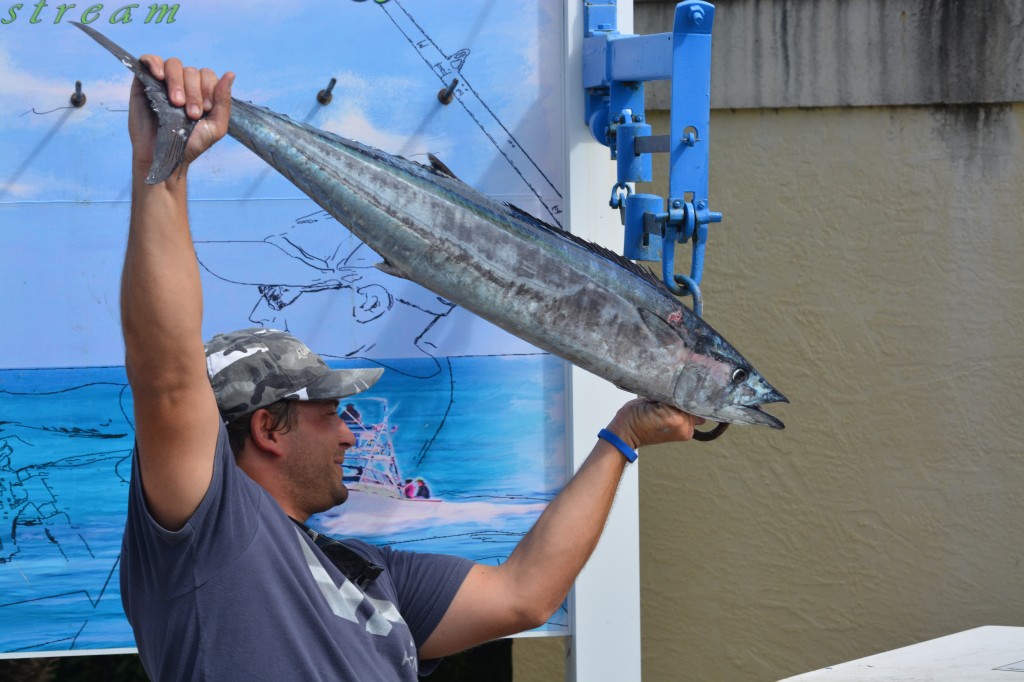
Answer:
top-left (339, 420), bottom-right (356, 448)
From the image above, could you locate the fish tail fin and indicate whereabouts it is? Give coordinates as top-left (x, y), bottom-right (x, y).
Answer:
top-left (72, 21), bottom-right (196, 185)
top-left (148, 125), bottom-right (189, 184)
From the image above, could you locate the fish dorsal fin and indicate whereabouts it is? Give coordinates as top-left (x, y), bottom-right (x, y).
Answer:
top-left (427, 153), bottom-right (459, 180)
top-left (638, 308), bottom-right (683, 347)
top-left (501, 203), bottom-right (668, 293)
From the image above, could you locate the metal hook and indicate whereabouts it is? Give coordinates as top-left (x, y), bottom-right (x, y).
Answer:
top-left (609, 182), bottom-right (631, 208)
top-left (691, 422), bottom-right (729, 441)
top-left (664, 272), bottom-right (727, 441)
top-left (609, 183), bottom-right (631, 225)
top-left (70, 81), bottom-right (86, 108)
top-left (662, 261), bottom-right (704, 317)
top-left (438, 78), bottom-right (459, 105)
top-left (317, 78), bottom-right (336, 105)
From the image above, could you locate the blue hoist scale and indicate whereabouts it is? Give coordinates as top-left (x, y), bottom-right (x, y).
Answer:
top-left (583, 0), bottom-right (721, 316)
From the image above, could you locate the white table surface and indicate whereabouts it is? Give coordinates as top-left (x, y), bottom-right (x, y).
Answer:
top-left (780, 626), bottom-right (1024, 681)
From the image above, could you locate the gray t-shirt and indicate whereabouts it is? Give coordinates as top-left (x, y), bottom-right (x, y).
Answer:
top-left (121, 422), bottom-right (472, 681)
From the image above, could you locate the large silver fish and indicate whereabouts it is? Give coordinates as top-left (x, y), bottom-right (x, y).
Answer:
top-left (76, 23), bottom-right (786, 431)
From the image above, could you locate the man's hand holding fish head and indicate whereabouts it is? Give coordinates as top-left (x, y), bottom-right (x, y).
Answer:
top-left (607, 398), bottom-right (706, 450)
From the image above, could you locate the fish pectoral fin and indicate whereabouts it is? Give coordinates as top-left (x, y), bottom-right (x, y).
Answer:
top-left (427, 153), bottom-right (459, 180)
top-left (374, 260), bottom-right (409, 280)
top-left (639, 308), bottom-right (683, 346)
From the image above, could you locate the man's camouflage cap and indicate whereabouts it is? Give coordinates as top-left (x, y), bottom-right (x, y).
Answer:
top-left (205, 328), bottom-right (383, 421)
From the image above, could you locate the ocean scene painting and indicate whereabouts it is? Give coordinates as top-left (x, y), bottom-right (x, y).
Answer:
top-left (0, 354), bottom-right (567, 653)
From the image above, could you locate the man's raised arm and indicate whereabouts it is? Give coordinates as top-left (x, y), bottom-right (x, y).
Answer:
top-left (121, 57), bottom-right (234, 531)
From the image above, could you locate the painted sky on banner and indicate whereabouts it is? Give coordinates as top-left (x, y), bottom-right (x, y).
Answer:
top-left (0, 0), bottom-right (565, 367)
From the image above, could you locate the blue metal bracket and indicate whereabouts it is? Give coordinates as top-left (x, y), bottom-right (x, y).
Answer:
top-left (584, 1), bottom-right (722, 310)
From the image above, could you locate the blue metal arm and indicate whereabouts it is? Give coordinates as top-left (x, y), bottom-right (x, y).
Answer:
top-left (584, 1), bottom-right (722, 310)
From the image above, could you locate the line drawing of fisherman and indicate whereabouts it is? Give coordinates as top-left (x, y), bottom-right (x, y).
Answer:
top-left (194, 210), bottom-right (456, 379)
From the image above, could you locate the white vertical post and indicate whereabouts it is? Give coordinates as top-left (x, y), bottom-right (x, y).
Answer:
top-left (562, 1), bottom-right (642, 681)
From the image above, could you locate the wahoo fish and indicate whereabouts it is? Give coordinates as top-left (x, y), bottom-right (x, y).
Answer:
top-left (76, 23), bottom-right (786, 431)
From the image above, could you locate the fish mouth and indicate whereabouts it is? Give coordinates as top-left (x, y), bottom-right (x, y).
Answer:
top-left (712, 388), bottom-right (788, 429)
top-left (731, 404), bottom-right (786, 429)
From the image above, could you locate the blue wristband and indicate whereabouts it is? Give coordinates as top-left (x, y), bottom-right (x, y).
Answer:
top-left (598, 428), bottom-right (638, 463)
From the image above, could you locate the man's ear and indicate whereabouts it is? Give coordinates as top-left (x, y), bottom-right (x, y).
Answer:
top-left (249, 408), bottom-right (287, 457)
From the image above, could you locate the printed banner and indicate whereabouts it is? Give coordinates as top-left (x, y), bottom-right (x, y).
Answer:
top-left (0, 0), bottom-right (569, 653)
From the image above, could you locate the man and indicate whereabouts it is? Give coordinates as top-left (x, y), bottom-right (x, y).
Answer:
top-left (119, 55), bottom-right (700, 681)
top-left (415, 478), bottom-right (431, 500)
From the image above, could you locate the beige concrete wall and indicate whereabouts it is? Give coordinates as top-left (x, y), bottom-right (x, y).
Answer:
top-left (638, 0), bottom-right (1024, 109)
top-left (514, 635), bottom-right (565, 679)
top-left (514, 102), bottom-right (1024, 680)
top-left (639, 103), bottom-right (1024, 681)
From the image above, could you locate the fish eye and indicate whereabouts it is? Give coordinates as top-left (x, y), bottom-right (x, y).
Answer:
top-left (731, 368), bottom-right (748, 384)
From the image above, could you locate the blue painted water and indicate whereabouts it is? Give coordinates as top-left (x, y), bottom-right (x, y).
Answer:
top-left (0, 354), bottom-right (568, 652)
